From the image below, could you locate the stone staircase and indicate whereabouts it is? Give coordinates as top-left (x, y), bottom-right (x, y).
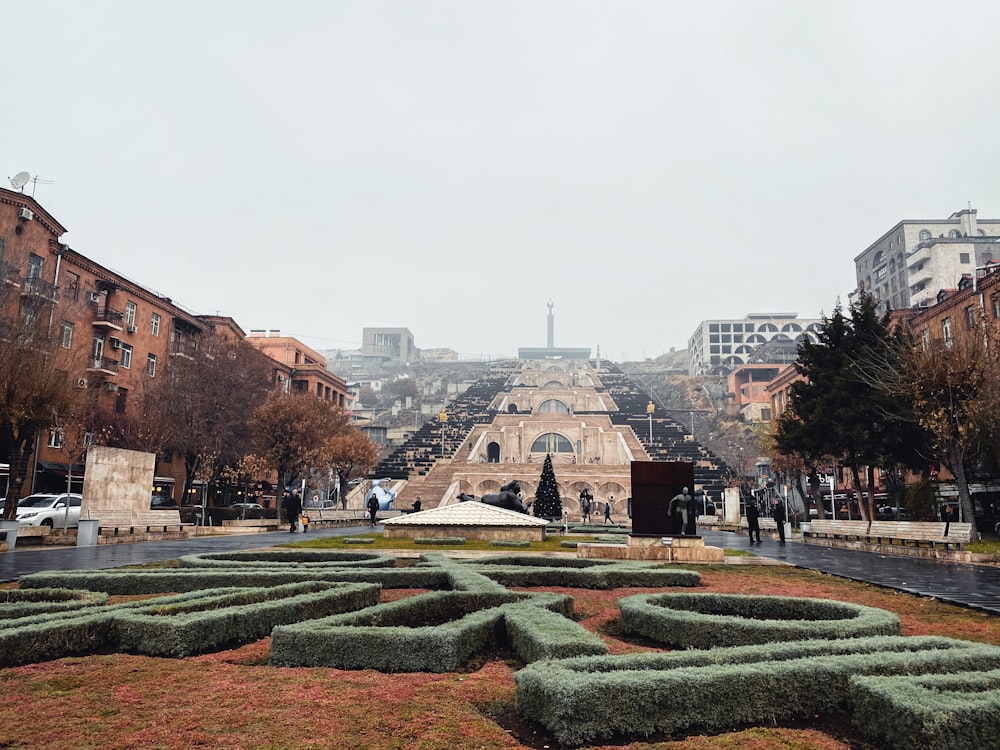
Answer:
top-left (395, 460), bottom-right (459, 508)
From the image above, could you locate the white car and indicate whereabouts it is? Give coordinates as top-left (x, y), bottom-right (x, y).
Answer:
top-left (15, 493), bottom-right (83, 528)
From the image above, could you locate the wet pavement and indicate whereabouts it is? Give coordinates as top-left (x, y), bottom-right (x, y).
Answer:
top-left (2, 525), bottom-right (998, 615)
top-left (700, 528), bottom-right (1000, 615)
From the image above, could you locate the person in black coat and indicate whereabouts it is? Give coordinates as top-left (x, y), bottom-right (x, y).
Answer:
top-left (284, 489), bottom-right (302, 534)
top-left (367, 493), bottom-right (380, 527)
top-left (745, 501), bottom-right (761, 543)
top-left (772, 499), bottom-right (787, 542)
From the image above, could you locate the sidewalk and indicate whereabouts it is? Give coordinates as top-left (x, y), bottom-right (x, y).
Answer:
top-left (700, 528), bottom-right (1000, 615)
top-left (0, 524), bottom-right (376, 582)
top-left (3, 525), bottom-right (998, 616)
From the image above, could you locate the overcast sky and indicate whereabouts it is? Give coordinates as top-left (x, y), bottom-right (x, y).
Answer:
top-left (8, 1), bottom-right (1000, 362)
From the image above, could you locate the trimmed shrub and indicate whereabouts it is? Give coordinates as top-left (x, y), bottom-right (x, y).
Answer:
top-left (470, 562), bottom-right (700, 590)
top-left (489, 539), bottom-right (530, 548)
top-left (0, 588), bottom-right (107, 620)
top-left (514, 636), bottom-right (1000, 746)
top-left (342, 537), bottom-right (375, 544)
top-left (413, 537), bottom-right (466, 545)
top-left (178, 550), bottom-right (393, 567)
top-left (504, 602), bottom-right (608, 662)
top-left (114, 581), bottom-right (380, 657)
top-left (850, 669), bottom-right (1000, 750)
top-left (619, 593), bottom-right (900, 648)
top-left (559, 540), bottom-right (579, 548)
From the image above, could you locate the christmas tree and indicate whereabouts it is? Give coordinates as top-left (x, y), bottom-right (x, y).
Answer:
top-left (533, 453), bottom-right (562, 519)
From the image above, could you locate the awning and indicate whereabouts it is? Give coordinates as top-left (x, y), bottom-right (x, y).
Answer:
top-left (36, 461), bottom-right (86, 476)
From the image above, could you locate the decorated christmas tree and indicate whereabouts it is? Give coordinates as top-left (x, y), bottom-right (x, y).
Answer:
top-left (533, 453), bottom-right (562, 519)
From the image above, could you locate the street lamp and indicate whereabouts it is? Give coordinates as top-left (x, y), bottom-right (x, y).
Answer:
top-left (646, 400), bottom-right (654, 442)
top-left (439, 409), bottom-right (448, 459)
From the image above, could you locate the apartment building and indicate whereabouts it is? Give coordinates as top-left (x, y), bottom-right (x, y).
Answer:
top-left (687, 314), bottom-right (821, 376)
top-left (248, 330), bottom-right (348, 407)
top-left (853, 208), bottom-right (1000, 312)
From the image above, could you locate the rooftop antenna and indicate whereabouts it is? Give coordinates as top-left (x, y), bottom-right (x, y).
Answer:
top-left (29, 175), bottom-right (54, 198)
top-left (9, 172), bottom-right (30, 192)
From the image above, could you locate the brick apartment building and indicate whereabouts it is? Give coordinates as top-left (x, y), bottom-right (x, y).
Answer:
top-left (0, 187), bottom-right (347, 501)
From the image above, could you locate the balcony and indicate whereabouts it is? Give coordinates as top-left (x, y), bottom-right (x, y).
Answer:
top-left (87, 356), bottom-right (120, 375)
top-left (20, 276), bottom-right (58, 301)
top-left (92, 306), bottom-right (124, 331)
top-left (906, 246), bottom-right (931, 269)
top-left (170, 340), bottom-right (198, 359)
top-left (0, 260), bottom-right (20, 288)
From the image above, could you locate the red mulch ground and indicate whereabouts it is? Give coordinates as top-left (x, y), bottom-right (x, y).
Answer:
top-left (0, 564), bottom-right (995, 749)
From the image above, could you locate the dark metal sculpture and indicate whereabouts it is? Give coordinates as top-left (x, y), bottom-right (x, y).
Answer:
top-left (458, 480), bottom-right (532, 514)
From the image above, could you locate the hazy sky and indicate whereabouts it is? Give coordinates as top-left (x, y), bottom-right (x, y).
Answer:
top-left (8, 1), bottom-right (1000, 361)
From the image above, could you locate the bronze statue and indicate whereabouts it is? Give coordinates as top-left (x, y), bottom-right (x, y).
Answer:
top-left (458, 480), bottom-right (532, 514)
top-left (669, 486), bottom-right (697, 536)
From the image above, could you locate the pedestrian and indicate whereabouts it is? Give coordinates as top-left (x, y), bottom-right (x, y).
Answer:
top-left (604, 498), bottom-right (613, 525)
top-left (367, 492), bottom-right (380, 527)
top-left (284, 489), bottom-right (302, 534)
top-left (412, 497), bottom-right (422, 513)
top-left (746, 500), bottom-right (761, 543)
top-left (772, 499), bottom-right (786, 543)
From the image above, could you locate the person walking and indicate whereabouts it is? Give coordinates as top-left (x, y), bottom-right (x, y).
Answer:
top-left (746, 500), bottom-right (761, 543)
top-left (284, 489), bottom-right (302, 534)
top-left (367, 492), bottom-right (380, 527)
top-left (604, 498), bottom-right (614, 525)
top-left (772, 499), bottom-right (787, 543)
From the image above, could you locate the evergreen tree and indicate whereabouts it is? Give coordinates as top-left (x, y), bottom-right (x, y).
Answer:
top-left (534, 453), bottom-right (562, 519)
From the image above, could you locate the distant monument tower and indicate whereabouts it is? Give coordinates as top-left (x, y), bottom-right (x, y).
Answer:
top-left (547, 299), bottom-right (554, 349)
top-left (518, 300), bottom-right (591, 360)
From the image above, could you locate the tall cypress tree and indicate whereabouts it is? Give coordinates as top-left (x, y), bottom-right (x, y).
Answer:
top-left (534, 453), bottom-right (562, 519)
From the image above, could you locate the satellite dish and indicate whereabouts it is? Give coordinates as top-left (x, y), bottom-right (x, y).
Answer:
top-left (10, 172), bottom-right (30, 189)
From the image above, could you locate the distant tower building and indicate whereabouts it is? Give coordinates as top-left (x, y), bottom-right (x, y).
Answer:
top-left (547, 300), bottom-right (554, 348)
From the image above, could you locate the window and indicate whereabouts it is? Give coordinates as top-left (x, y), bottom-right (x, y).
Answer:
top-left (919, 229), bottom-right (931, 241)
top-left (920, 329), bottom-right (930, 350)
top-left (64, 271), bottom-right (80, 301)
top-left (92, 334), bottom-right (104, 364)
top-left (960, 253), bottom-right (970, 264)
top-left (993, 295), bottom-right (1000, 320)
top-left (59, 321), bottom-right (73, 349)
top-left (150, 313), bottom-right (161, 337)
top-left (48, 429), bottom-right (63, 449)
top-left (942, 317), bottom-right (952, 347)
top-left (114, 387), bottom-right (127, 414)
top-left (530, 432), bottom-right (573, 453)
top-left (26, 254), bottom-right (42, 279)
top-left (120, 343), bottom-right (133, 369)
top-left (83, 432), bottom-right (94, 446)
top-left (965, 305), bottom-right (975, 329)
top-left (147, 353), bottom-right (157, 378)
top-left (538, 399), bottom-right (569, 413)
top-left (125, 301), bottom-right (137, 329)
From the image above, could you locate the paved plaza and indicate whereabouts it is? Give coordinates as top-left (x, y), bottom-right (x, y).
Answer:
top-left (1, 525), bottom-right (998, 615)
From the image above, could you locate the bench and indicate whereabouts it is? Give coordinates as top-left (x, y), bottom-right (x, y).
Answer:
top-left (135, 510), bottom-right (186, 531)
top-left (802, 520), bottom-right (870, 541)
top-left (867, 521), bottom-right (972, 549)
top-left (738, 517), bottom-right (778, 531)
top-left (87, 511), bottom-right (136, 534)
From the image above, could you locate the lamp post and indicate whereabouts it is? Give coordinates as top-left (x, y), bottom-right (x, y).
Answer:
top-left (439, 409), bottom-right (448, 459)
top-left (646, 400), bottom-right (654, 442)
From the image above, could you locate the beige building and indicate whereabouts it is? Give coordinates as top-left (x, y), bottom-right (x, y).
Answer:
top-left (852, 208), bottom-right (1000, 311)
top-left (687, 314), bottom-right (821, 376)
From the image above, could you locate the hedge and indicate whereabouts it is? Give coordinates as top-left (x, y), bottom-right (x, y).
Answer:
top-left (114, 581), bottom-right (380, 657)
top-left (0, 588), bottom-right (107, 620)
top-left (178, 550), bottom-right (394, 568)
top-left (619, 593), bottom-right (900, 648)
top-left (515, 636), bottom-right (1000, 746)
top-left (489, 539), bottom-right (531, 548)
top-left (850, 669), bottom-right (1000, 750)
top-left (270, 590), bottom-right (580, 672)
top-left (413, 537), bottom-right (467, 545)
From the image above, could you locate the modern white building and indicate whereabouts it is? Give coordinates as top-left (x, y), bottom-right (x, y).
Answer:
top-left (687, 314), bottom-right (822, 376)
top-left (852, 208), bottom-right (1000, 311)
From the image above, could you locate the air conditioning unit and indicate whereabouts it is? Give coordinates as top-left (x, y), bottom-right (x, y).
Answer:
top-left (75, 377), bottom-right (88, 389)
top-left (109, 337), bottom-right (122, 349)
top-left (18, 207), bottom-right (33, 221)
top-left (127, 325), bottom-right (138, 333)
top-left (86, 291), bottom-right (101, 303)
top-left (104, 382), bottom-right (119, 392)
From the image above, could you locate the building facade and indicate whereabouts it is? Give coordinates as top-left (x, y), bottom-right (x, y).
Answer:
top-left (687, 314), bottom-right (822, 376)
top-left (247, 330), bottom-right (347, 406)
top-left (852, 208), bottom-right (1000, 312)
top-left (361, 327), bottom-right (416, 366)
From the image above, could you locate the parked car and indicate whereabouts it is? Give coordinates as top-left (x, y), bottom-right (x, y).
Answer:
top-left (150, 495), bottom-right (179, 510)
top-left (15, 493), bottom-right (83, 528)
top-left (231, 502), bottom-right (264, 519)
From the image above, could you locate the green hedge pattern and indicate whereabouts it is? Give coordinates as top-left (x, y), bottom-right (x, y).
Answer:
top-left (619, 592), bottom-right (900, 648)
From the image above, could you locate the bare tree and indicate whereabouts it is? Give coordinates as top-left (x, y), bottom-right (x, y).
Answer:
top-left (0, 301), bottom-right (87, 518)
